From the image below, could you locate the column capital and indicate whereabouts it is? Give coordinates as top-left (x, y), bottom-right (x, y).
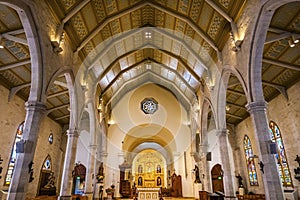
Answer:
top-left (215, 129), bottom-right (228, 137)
top-left (25, 101), bottom-right (46, 112)
top-left (67, 129), bottom-right (79, 137)
top-left (246, 101), bottom-right (267, 113)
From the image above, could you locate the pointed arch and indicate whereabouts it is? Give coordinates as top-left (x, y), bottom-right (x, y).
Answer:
top-left (269, 121), bottom-right (293, 187)
top-left (4, 121), bottom-right (24, 186)
top-left (243, 135), bottom-right (258, 186)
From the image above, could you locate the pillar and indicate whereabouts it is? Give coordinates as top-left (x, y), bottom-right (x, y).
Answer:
top-left (8, 101), bottom-right (46, 200)
top-left (217, 129), bottom-right (234, 197)
top-left (84, 145), bottom-right (97, 199)
top-left (58, 129), bottom-right (79, 200)
top-left (246, 101), bottom-right (284, 200)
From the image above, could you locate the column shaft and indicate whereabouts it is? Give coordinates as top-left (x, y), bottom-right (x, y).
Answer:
top-left (58, 129), bottom-right (79, 200)
top-left (246, 101), bottom-right (284, 200)
top-left (218, 129), bottom-right (234, 197)
top-left (8, 101), bottom-right (46, 200)
top-left (84, 145), bottom-right (97, 199)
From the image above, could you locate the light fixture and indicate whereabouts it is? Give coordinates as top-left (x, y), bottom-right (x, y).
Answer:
top-left (145, 32), bottom-right (152, 39)
top-left (292, 35), bottom-right (299, 44)
top-left (0, 37), bottom-right (4, 49)
top-left (288, 39), bottom-right (295, 48)
top-left (225, 105), bottom-right (230, 111)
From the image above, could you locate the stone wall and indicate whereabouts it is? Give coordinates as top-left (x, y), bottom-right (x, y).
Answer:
top-left (234, 80), bottom-right (300, 195)
top-left (0, 85), bottom-right (66, 199)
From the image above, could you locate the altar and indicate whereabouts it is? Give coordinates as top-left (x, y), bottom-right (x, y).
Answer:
top-left (137, 187), bottom-right (160, 200)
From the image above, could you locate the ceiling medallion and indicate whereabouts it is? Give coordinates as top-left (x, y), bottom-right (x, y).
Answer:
top-left (141, 98), bottom-right (158, 114)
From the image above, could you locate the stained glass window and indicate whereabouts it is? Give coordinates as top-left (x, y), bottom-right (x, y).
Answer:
top-left (4, 122), bottom-right (24, 186)
top-left (141, 98), bottom-right (158, 114)
top-left (243, 135), bottom-right (258, 186)
top-left (269, 121), bottom-right (292, 187)
top-left (43, 155), bottom-right (52, 170)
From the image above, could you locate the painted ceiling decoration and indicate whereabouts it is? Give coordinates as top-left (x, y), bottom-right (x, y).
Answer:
top-left (0, 0), bottom-right (299, 125)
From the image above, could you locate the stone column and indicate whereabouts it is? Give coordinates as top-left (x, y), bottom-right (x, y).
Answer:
top-left (84, 145), bottom-right (97, 199)
top-left (58, 129), bottom-right (79, 200)
top-left (217, 129), bottom-right (234, 197)
top-left (199, 144), bottom-right (211, 192)
top-left (8, 101), bottom-right (46, 200)
top-left (246, 101), bottom-right (284, 200)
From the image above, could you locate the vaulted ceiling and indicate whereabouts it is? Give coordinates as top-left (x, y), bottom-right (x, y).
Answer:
top-left (0, 0), bottom-right (299, 126)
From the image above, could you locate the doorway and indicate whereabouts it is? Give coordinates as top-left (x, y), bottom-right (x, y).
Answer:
top-left (211, 164), bottom-right (224, 193)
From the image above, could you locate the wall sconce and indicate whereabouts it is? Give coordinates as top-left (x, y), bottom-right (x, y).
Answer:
top-left (292, 35), bottom-right (299, 44)
top-left (51, 41), bottom-right (63, 53)
top-left (288, 39), bottom-right (296, 48)
top-left (51, 31), bottom-right (65, 53)
top-left (230, 32), bottom-right (243, 52)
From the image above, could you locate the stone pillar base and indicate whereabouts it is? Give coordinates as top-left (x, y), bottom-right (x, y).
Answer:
top-left (58, 195), bottom-right (72, 200)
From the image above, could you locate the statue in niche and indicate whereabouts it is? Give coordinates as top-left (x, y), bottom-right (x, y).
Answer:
top-left (44, 173), bottom-right (56, 188)
top-left (157, 177), bottom-right (161, 186)
top-left (138, 177), bottom-right (143, 186)
top-left (97, 162), bottom-right (104, 183)
top-left (157, 165), bottom-right (161, 173)
top-left (194, 165), bottom-right (201, 183)
top-left (138, 165), bottom-right (143, 174)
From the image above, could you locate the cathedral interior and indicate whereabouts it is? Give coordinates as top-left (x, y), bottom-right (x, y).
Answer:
top-left (0, 0), bottom-right (300, 200)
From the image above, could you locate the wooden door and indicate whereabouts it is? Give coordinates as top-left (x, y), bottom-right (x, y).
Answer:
top-left (211, 164), bottom-right (224, 193)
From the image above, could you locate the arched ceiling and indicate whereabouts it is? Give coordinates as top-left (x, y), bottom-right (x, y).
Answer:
top-left (0, 1), bottom-right (299, 126)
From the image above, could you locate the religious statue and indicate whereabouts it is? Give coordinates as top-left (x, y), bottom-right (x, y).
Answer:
top-left (157, 165), bottom-right (161, 173)
top-left (44, 173), bottom-right (56, 188)
top-left (138, 165), bottom-right (143, 174)
top-left (194, 165), bottom-right (201, 183)
top-left (157, 177), bottom-right (161, 186)
top-left (235, 174), bottom-right (243, 188)
top-left (97, 162), bottom-right (104, 183)
top-left (138, 177), bottom-right (143, 186)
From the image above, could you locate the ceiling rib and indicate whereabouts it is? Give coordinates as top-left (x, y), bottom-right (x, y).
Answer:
top-left (0, 59), bottom-right (31, 71)
top-left (226, 102), bottom-right (246, 110)
top-left (101, 57), bottom-right (195, 96)
top-left (56, 0), bottom-right (91, 39)
top-left (8, 82), bottom-right (31, 102)
top-left (88, 27), bottom-right (208, 75)
top-left (55, 114), bottom-right (70, 120)
top-left (54, 80), bottom-right (68, 88)
top-left (262, 58), bottom-right (300, 71)
top-left (97, 44), bottom-right (202, 85)
top-left (47, 90), bottom-right (69, 99)
top-left (75, 1), bottom-right (220, 57)
top-left (0, 29), bottom-right (27, 46)
top-left (265, 27), bottom-right (300, 44)
top-left (76, 1), bottom-right (146, 52)
top-left (262, 81), bottom-right (288, 100)
top-left (148, 1), bottom-right (220, 54)
top-left (204, 0), bottom-right (240, 42)
top-left (227, 88), bottom-right (245, 96)
top-left (46, 104), bottom-right (69, 115)
top-left (226, 113), bottom-right (243, 119)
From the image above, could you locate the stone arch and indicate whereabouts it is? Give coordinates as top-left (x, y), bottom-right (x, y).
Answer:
top-left (201, 97), bottom-right (217, 142)
top-left (248, 0), bottom-right (300, 102)
top-left (0, 0), bottom-right (44, 102)
top-left (217, 67), bottom-right (249, 127)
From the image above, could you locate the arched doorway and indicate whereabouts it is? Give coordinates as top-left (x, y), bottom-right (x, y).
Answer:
top-left (72, 163), bottom-right (86, 195)
top-left (211, 164), bottom-right (224, 193)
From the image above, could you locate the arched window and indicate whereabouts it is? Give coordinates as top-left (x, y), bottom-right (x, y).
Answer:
top-left (269, 121), bottom-right (292, 187)
top-left (4, 122), bottom-right (24, 186)
top-left (243, 135), bottom-right (258, 186)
